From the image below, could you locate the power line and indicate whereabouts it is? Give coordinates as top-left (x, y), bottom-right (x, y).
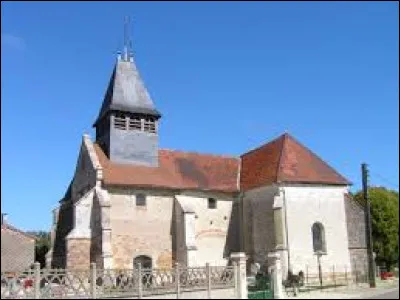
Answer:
top-left (370, 171), bottom-right (399, 189)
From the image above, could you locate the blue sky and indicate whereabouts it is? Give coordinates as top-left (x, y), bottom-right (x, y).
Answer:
top-left (1, 1), bottom-right (399, 231)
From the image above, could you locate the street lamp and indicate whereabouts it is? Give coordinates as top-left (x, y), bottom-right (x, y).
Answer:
top-left (314, 251), bottom-right (326, 288)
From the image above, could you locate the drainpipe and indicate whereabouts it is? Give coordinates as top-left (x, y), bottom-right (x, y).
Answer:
top-left (281, 187), bottom-right (291, 272)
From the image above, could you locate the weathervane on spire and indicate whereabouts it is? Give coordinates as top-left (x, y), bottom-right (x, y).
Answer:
top-left (121, 16), bottom-right (133, 61)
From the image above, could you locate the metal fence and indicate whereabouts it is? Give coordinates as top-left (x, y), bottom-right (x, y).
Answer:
top-left (291, 263), bottom-right (370, 293)
top-left (1, 262), bottom-right (236, 299)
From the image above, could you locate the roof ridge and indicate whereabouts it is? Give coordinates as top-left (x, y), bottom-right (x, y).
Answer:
top-left (240, 132), bottom-right (288, 157)
top-left (284, 134), bottom-right (351, 184)
top-left (159, 148), bottom-right (239, 160)
top-left (276, 133), bottom-right (290, 183)
top-left (1, 223), bottom-right (36, 240)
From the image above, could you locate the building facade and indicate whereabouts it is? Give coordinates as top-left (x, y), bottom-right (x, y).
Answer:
top-left (47, 32), bottom-right (367, 276)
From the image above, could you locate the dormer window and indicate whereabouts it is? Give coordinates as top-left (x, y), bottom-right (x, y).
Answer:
top-left (208, 198), bottom-right (217, 209)
top-left (114, 113), bottom-right (127, 130)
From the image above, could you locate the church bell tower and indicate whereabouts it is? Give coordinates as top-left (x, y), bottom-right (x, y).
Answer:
top-left (93, 18), bottom-right (161, 167)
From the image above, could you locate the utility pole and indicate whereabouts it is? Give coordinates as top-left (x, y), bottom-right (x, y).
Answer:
top-left (362, 163), bottom-right (376, 288)
top-left (1, 213), bottom-right (7, 224)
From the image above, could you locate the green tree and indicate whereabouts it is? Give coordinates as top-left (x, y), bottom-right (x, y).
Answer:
top-left (353, 187), bottom-right (399, 270)
top-left (26, 231), bottom-right (51, 268)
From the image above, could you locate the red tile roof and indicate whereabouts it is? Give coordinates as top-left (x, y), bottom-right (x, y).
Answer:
top-left (240, 133), bottom-right (350, 191)
top-left (94, 144), bottom-right (240, 193)
top-left (94, 133), bottom-right (350, 193)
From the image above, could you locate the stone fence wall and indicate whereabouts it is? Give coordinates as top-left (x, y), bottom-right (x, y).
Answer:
top-left (1, 252), bottom-right (250, 299)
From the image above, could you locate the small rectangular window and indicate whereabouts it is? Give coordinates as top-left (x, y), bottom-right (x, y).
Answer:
top-left (136, 194), bottom-right (146, 207)
top-left (208, 198), bottom-right (217, 209)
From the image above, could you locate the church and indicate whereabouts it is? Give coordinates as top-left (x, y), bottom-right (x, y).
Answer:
top-left (47, 31), bottom-right (367, 278)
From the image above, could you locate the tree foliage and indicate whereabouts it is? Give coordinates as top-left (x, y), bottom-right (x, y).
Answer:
top-left (353, 187), bottom-right (399, 270)
top-left (26, 231), bottom-right (51, 268)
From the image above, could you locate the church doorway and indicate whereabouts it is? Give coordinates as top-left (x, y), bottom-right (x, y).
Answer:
top-left (134, 255), bottom-right (153, 287)
top-left (133, 255), bottom-right (152, 269)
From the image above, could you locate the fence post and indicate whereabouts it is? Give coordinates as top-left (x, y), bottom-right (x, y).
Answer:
top-left (267, 252), bottom-right (283, 299)
top-left (270, 267), bottom-right (275, 298)
top-left (90, 263), bottom-right (97, 298)
top-left (306, 264), bottom-right (308, 286)
top-left (333, 265), bottom-right (336, 288)
top-left (230, 252), bottom-right (248, 299)
top-left (175, 263), bottom-right (180, 299)
top-left (345, 265), bottom-right (348, 286)
top-left (33, 262), bottom-right (41, 299)
top-left (206, 263), bottom-right (211, 299)
top-left (232, 262), bottom-right (238, 298)
top-left (138, 263), bottom-right (143, 299)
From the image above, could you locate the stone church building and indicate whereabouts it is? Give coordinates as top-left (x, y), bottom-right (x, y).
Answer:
top-left (47, 35), bottom-right (367, 276)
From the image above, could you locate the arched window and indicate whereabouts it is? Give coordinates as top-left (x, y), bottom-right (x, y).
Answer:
top-left (312, 222), bottom-right (326, 253)
top-left (133, 255), bottom-right (152, 269)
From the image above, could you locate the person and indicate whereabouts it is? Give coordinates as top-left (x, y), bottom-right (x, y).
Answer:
top-left (298, 270), bottom-right (305, 286)
top-left (284, 269), bottom-right (299, 296)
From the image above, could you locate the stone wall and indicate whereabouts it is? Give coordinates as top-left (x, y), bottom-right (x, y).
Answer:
top-left (176, 191), bottom-right (237, 267)
top-left (242, 185), bottom-right (278, 269)
top-left (344, 196), bottom-right (368, 270)
top-left (72, 137), bottom-right (98, 202)
top-left (51, 200), bottom-right (74, 268)
top-left (173, 200), bottom-right (186, 265)
top-left (242, 193), bottom-right (254, 268)
top-left (66, 238), bottom-right (91, 269)
top-left (109, 187), bottom-right (175, 269)
top-left (50, 135), bottom-right (100, 269)
top-left (90, 195), bottom-right (103, 268)
top-left (108, 187), bottom-right (237, 269)
top-left (345, 196), bottom-right (367, 248)
top-left (68, 190), bottom-right (94, 239)
top-left (349, 248), bottom-right (368, 274)
top-left (225, 201), bottom-right (241, 256)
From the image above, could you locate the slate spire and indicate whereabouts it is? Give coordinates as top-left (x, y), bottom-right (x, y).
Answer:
top-left (93, 17), bottom-right (161, 127)
top-left (94, 18), bottom-right (161, 167)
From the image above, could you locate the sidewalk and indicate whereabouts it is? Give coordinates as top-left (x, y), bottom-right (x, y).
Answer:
top-left (284, 278), bottom-right (399, 299)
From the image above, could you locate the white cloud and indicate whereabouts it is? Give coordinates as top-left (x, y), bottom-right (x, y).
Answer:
top-left (1, 33), bottom-right (26, 51)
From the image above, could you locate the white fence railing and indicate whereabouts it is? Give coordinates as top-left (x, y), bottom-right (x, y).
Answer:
top-left (1, 262), bottom-right (237, 299)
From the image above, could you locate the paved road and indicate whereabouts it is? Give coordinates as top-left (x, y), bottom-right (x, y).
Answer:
top-left (362, 288), bottom-right (399, 299)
